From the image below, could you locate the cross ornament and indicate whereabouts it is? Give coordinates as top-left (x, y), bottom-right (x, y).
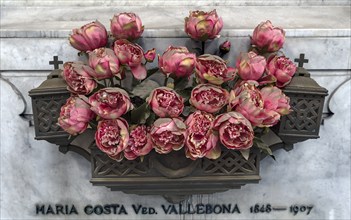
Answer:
top-left (294, 53), bottom-right (309, 68)
top-left (49, 56), bottom-right (63, 69)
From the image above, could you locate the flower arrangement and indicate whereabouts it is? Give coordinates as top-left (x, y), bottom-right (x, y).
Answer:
top-left (58, 10), bottom-right (297, 162)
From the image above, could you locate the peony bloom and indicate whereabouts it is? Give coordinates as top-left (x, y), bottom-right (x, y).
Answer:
top-left (150, 118), bottom-right (186, 154)
top-left (89, 87), bottom-right (133, 119)
top-left (113, 39), bottom-right (147, 80)
top-left (195, 54), bottom-right (236, 85)
top-left (251, 20), bottom-right (285, 52)
top-left (62, 62), bottom-right (97, 95)
top-left (144, 48), bottom-right (156, 62)
top-left (236, 51), bottom-right (266, 81)
top-left (185, 111), bottom-right (220, 160)
top-left (261, 86), bottom-right (291, 115)
top-left (110, 12), bottom-right (144, 40)
top-left (158, 46), bottom-right (196, 78)
top-left (219, 40), bottom-right (231, 53)
top-left (190, 84), bottom-right (229, 113)
top-left (184, 10), bottom-right (223, 41)
top-left (95, 118), bottom-right (129, 161)
top-left (228, 81), bottom-right (286, 127)
top-left (266, 55), bottom-right (296, 88)
top-left (88, 48), bottom-right (122, 80)
top-left (147, 87), bottom-right (184, 118)
top-left (58, 96), bottom-right (95, 135)
top-left (213, 112), bottom-right (254, 150)
top-left (69, 21), bottom-right (108, 52)
top-left (124, 125), bottom-right (153, 160)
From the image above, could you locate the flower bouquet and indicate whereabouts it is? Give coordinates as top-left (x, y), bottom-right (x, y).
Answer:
top-left (58, 10), bottom-right (297, 164)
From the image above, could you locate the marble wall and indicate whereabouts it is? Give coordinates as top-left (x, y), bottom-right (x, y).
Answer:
top-left (1, 3), bottom-right (350, 220)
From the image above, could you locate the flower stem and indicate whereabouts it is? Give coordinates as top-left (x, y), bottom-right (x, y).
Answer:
top-left (201, 41), bottom-right (206, 55)
top-left (164, 76), bottom-right (169, 86)
top-left (109, 78), bottom-right (114, 87)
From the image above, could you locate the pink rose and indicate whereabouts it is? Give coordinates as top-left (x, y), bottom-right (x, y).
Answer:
top-left (236, 51), bottom-right (266, 81)
top-left (219, 40), bottom-right (231, 53)
top-left (95, 118), bottom-right (129, 161)
top-left (251, 20), bottom-right (285, 52)
top-left (184, 10), bottom-right (223, 41)
top-left (62, 62), bottom-right (97, 95)
top-left (58, 96), bottom-right (95, 135)
top-left (158, 46), bottom-right (196, 78)
top-left (190, 84), bottom-right (229, 113)
top-left (89, 87), bottom-right (133, 119)
top-left (151, 118), bottom-right (186, 154)
top-left (144, 48), bottom-right (156, 62)
top-left (266, 55), bottom-right (296, 88)
top-left (113, 39), bottom-right (147, 80)
top-left (213, 112), bottom-right (254, 150)
top-left (147, 87), bottom-right (184, 118)
top-left (69, 21), bottom-right (108, 52)
top-left (185, 111), bottom-right (220, 160)
top-left (228, 81), bottom-right (281, 127)
top-left (88, 48), bottom-right (122, 80)
top-left (124, 125), bottom-right (153, 160)
top-left (195, 54), bottom-right (236, 85)
top-left (110, 12), bottom-right (144, 40)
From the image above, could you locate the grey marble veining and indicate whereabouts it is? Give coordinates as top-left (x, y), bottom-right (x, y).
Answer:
top-left (1, 6), bottom-right (350, 38)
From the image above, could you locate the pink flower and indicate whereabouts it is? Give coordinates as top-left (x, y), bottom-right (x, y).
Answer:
top-left (185, 111), bottom-right (220, 160)
top-left (228, 81), bottom-right (283, 127)
top-left (151, 118), bottom-right (186, 154)
top-left (58, 96), bottom-right (95, 135)
top-left (110, 12), bottom-right (144, 40)
top-left (88, 48), bottom-right (122, 80)
top-left (69, 21), bottom-right (108, 52)
top-left (124, 125), bottom-right (153, 160)
top-left (144, 48), bottom-right (156, 62)
top-left (95, 118), bottom-right (129, 161)
top-left (236, 51), bottom-right (266, 81)
top-left (158, 46), bottom-right (196, 78)
top-left (89, 87), bottom-right (133, 119)
top-left (147, 87), bottom-right (184, 118)
top-left (266, 55), bottom-right (296, 88)
top-left (113, 39), bottom-right (147, 80)
top-left (219, 40), bottom-right (231, 53)
top-left (213, 112), bottom-right (254, 150)
top-left (62, 62), bottom-right (97, 95)
top-left (195, 54), bottom-right (236, 85)
top-left (184, 10), bottom-right (223, 41)
top-left (261, 86), bottom-right (291, 115)
top-left (190, 84), bottom-right (229, 113)
top-left (251, 20), bottom-right (285, 52)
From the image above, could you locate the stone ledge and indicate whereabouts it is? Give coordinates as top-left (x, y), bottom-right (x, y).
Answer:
top-left (1, 6), bottom-right (350, 38)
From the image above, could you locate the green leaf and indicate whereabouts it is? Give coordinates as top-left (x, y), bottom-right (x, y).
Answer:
top-left (145, 112), bottom-right (156, 126)
top-left (146, 67), bottom-right (159, 77)
top-left (174, 77), bottom-right (189, 91)
top-left (131, 102), bottom-right (150, 124)
top-left (254, 137), bottom-right (276, 161)
top-left (240, 149), bottom-right (250, 160)
top-left (177, 87), bottom-right (192, 102)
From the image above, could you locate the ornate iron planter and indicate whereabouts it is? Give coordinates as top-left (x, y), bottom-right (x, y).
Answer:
top-left (29, 58), bottom-right (328, 203)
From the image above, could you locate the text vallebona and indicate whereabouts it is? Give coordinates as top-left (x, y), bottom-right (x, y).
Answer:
top-left (35, 203), bottom-right (241, 215)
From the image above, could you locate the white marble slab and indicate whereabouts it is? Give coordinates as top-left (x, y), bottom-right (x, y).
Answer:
top-left (1, 6), bottom-right (350, 38)
top-left (1, 0), bottom-right (350, 6)
top-left (1, 74), bottom-right (350, 219)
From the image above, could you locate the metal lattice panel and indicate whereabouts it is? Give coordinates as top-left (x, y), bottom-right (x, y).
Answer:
top-left (202, 150), bottom-right (259, 175)
top-left (92, 150), bottom-right (150, 177)
top-left (283, 94), bottom-right (321, 133)
top-left (33, 95), bottom-right (68, 134)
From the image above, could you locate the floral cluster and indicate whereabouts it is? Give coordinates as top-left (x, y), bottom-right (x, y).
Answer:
top-left (58, 11), bottom-right (296, 161)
